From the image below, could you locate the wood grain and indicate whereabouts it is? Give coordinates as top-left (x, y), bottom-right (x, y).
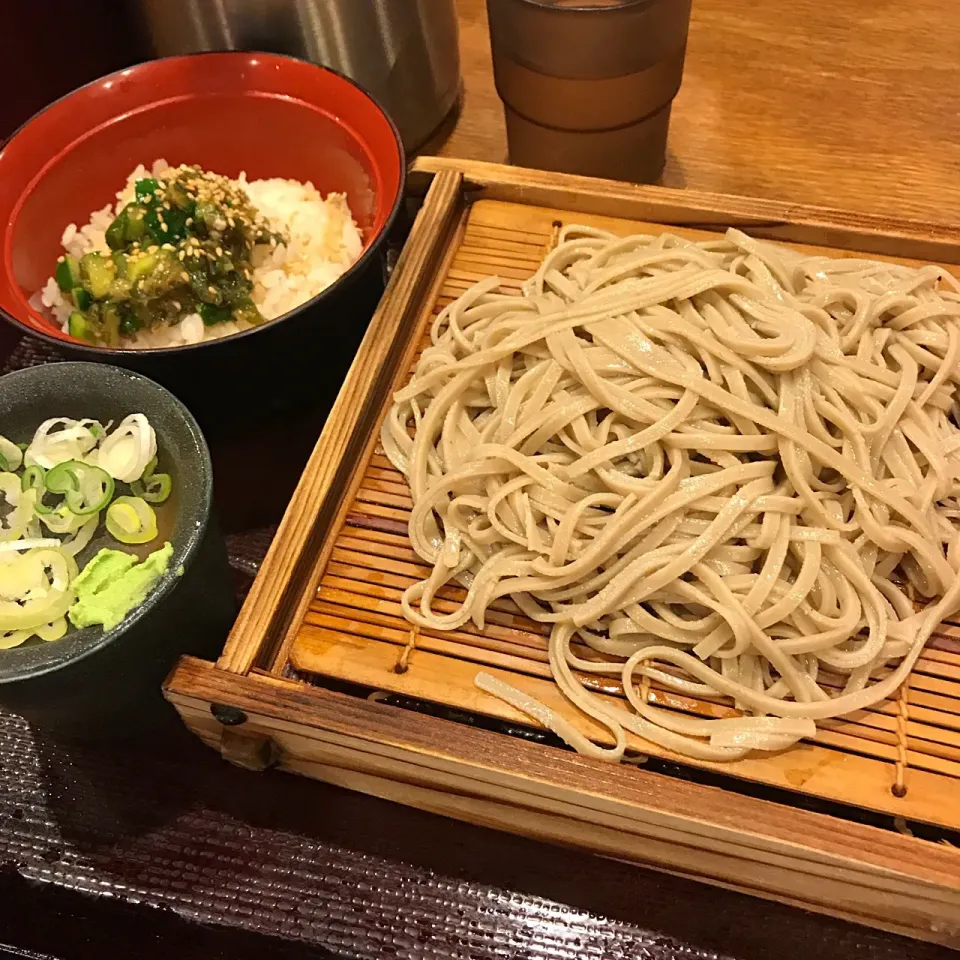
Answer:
top-left (414, 157), bottom-right (960, 265)
top-left (168, 162), bottom-right (960, 943)
top-left (165, 656), bottom-right (960, 947)
top-left (216, 169), bottom-right (465, 674)
top-left (287, 189), bottom-right (960, 830)
top-left (441, 0), bottom-right (960, 223)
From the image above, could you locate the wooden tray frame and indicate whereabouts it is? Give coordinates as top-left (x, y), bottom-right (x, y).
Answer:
top-left (165, 158), bottom-right (960, 946)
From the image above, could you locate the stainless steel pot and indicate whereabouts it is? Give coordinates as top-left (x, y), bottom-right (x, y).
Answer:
top-left (128, 0), bottom-right (461, 152)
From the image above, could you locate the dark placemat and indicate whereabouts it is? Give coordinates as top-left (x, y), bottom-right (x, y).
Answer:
top-left (1, 703), bottom-right (952, 960)
top-left (0, 344), bottom-right (952, 960)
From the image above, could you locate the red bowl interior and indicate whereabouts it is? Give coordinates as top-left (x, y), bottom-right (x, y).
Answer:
top-left (0, 53), bottom-right (404, 346)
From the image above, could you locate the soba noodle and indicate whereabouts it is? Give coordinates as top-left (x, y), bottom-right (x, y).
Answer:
top-left (381, 225), bottom-right (960, 762)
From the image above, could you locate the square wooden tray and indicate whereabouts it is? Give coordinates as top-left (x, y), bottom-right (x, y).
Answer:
top-left (165, 158), bottom-right (960, 946)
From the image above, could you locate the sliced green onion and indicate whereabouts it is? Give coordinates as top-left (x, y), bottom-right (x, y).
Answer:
top-left (39, 504), bottom-right (87, 535)
top-left (128, 454), bottom-right (172, 503)
top-left (45, 460), bottom-right (115, 516)
top-left (43, 460), bottom-right (80, 493)
top-left (0, 436), bottom-right (23, 473)
top-left (71, 463), bottom-right (114, 515)
top-left (0, 547), bottom-right (76, 632)
top-left (0, 473), bottom-right (34, 542)
top-left (24, 418), bottom-right (102, 469)
top-left (131, 471), bottom-right (172, 504)
top-left (59, 515), bottom-right (99, 558)
top-left (106, 496), bottom-right (158, 545)
top-left (0, 629), bottom-right (32, 650)
top-left (96, 414), bottom-right (156, 483)
top-left (37, 617), bottom-right (68, 642)
top-left (0, 538), bottom-right (61, 555)
top-left (0, 588), bottom-right (74, 633)
top-left (21, 465), bottom-right (51, 515)
top-left (0, 412), bottom-right (173, 650)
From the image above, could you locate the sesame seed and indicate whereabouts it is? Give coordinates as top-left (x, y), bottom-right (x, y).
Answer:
top-left (178, 250), bottom-right (185, 260)
top-left (215, 247), bottom-right (223, 257)
top-left (160, 223), bottom-right (168, 233)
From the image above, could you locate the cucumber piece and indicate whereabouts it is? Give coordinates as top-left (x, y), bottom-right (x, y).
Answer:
top-left (111, 251), bottom-right (129, 278)
top-left (105, 211), bottom-right (128, 251)
top-left (55, 255), bottom-right (81, 293)
top-left (108, 278), bottom-right (132, 302)
top-left (101, 303), bottom-right (121, 346)
top-left (127, 251), bottom-right (159, 283)
top-left (68, 312), bottom-right (92, 341)
top-left (124, 204), bottom-right (147, 241)
top-left (71, 288), bottom-right (91, 311)
top-left (80, 253), bottom-right (116, 299)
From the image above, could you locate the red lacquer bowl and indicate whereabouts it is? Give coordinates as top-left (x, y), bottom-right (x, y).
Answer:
top-left (0, 53), bottom-right (405, 432)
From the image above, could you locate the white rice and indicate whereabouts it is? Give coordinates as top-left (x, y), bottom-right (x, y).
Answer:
top-left (38, 159), bottom-right (364, 349)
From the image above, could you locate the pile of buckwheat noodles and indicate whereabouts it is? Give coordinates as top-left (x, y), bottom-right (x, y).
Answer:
top-left (381, 224), bottom-right (960, 762)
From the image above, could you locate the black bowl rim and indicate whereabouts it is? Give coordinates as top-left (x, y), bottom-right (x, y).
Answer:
top-left (0, 51), bottom-right (407, 357)
top-left (0, 360), bottom-right (215, 685)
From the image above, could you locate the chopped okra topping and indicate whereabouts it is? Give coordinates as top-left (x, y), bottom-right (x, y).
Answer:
top-left (55, 165), bottom-right (288, 347)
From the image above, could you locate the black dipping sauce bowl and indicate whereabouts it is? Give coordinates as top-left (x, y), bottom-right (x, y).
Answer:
top-left (0, 362), bottom-right (236, 739)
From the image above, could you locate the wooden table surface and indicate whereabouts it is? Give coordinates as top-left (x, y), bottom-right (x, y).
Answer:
top-left (1, 5), bottom-right (958, 960)
top-left (442, 0), bottom-right (960, 225)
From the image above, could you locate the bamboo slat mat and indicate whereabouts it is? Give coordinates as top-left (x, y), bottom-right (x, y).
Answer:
top-left (288, 199), bottom-right (960, 832)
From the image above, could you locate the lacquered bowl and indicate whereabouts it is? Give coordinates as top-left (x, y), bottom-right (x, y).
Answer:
top-left (0, 362), bottom-right (236, 738)
top-left (0, 53), bottom-right (405, 436)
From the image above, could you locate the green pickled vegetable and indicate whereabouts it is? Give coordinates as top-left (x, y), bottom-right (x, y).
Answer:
top-left (53, 167), bottom-right (289, 347)
top-left (105, 211), bottom-right (128, 251)
top-left (68, 311), bottom-right (91, 341)
top-left (55, 256), bottom-right (81, 293)
top-left (100, 304), bottom-right (121, 346)
top-left (198, 302), bottom-right (231, 326)
top-left (134, 177), bottom-right (160, 202)
top-left (124, 204), bottom-right (147, 241)
top-left (119, 307), bottom-right (141, 335)
top-left (80, 253), bottom-right (115, 299)
top-left (233, 299), bottom-right (265, 327)
top-left (71, 288), bottom-right (91, 311)
top-left (126, 251), bottom-right (159, 283)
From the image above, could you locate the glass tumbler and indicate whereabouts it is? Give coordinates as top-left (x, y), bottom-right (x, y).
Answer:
top-left (487, 0), bottom-right (693, 183)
